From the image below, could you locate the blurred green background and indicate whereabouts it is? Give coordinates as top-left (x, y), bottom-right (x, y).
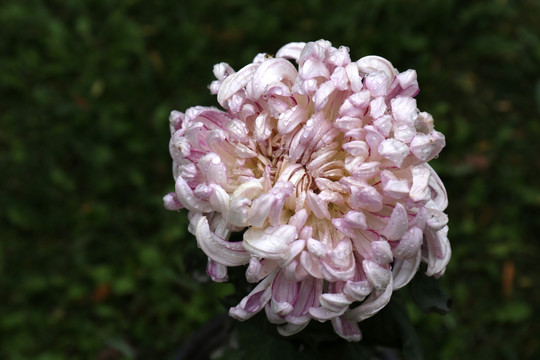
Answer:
top-left (1, 0), bottom-right (539, 359)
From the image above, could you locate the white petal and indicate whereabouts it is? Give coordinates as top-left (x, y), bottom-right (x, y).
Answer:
top-left (374, 115), bottom-right (393, 137)
top-left (306, 191), bottom-right (331, 219)
top-left (343, 280), bottom-right (371, 301)
top-left (345, 278), bottom-right (393, 322)
top-left (363, 260), bottom-right (391, 290)
top-left (357, 55), bottom-right (396, 80)
top-left (378, 139), bottom-right (410, 167)
top-left (300, 251), bottom-right (323, 278)
top-left (206, 259), bottom-right (228, 282)
top-left (307, 238), bottom-right (326, 258)
top-left (248, 58), bottom-right (297, 100)
top-left (391, 96), bottom-right (417, 125)
top-left (369, 97), bottom-right (387, 118)
top-left (370, 241), bottom-right (393, 265)
top-left (331, 316), bottom-right (362, 342)
top-left (393, 123), bottom-right (417, 143)
top-left (319, 292), bottom-right (351, 312)
top-left (229, 272), bottom-right (276, 320)
top-left (349, 183), bottom-right (383, 212)
top-left (175, 176), bottom-right (212, 213)
top-left (313, 80), bottom-right (336, 110)
top-left (276, 322), bottom-right (310, 336)
top-left (393, 227), bottom-right (423, 259)
top-left (277, 105), bottom-right (307, 134)
top-left (163, 192), bottom-right (182, 211)
top-left (345, 63), bottom-right (363, 92)
top-left (410, 131), bottom-right (446, 162)
top-left (343, 140), bottom-right (369, 157)
top-left (425, 225), bottom-right (451, 278)
top-left (381, 203), bottom-right (409, 241)
top-left (208, 184), bottom-right (229, 217)
top-left (392, 250), bottom-right (421, 290)
top-left (309, 305), bottom-right (347, 321)
top-left (409, 165), bottom-right (431, 202)
top-left (426, 164), bottom-right (448, 210)
top-left (243, 225), bottom-right (298, 260)
top-left (276, 42), bottom-right (306, 61)
top-left (195, 215), bottom-right (250, 266)
top-left (217, 63), bottom-right (258, 107)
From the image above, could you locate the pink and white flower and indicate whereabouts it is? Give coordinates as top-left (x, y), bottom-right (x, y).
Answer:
top-left (165, 40), bottom-right (450, 341)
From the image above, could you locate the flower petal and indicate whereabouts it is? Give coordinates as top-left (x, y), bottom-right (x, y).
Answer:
top-left (243, 225), bottom-right (298, 260)
top-left (331, 316), bottom-right (362, 342)
top-left (194, 214), bottom-right (251, 267)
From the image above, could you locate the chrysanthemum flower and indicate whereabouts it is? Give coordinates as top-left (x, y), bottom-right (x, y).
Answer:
top-left (164, 40), bottom-right (450, 341)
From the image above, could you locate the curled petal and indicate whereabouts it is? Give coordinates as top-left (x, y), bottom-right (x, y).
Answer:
top-left (309, 304), bottom-right (348, 321)
top-left (208, 184), bottom-right (230, 217)
top-left (321, 259), bottom-right (356, 282)
top-left (393, 227), bottom-right (423, 259)
top-left (300, 251), bottom-right (323, 278)
top-left (363, 260), bottom-right (391, 290)
top-left (332, 316), bottom-right (362, 342)
top-left (217, 63), bottom-right (258, 107)
top-left (243, 225), bottom-right (298, 260)
top-left (248, 58), bottom-right (298, 100)
top-left (345, 63), bottom-right (363, 92)
top-left (378, 139), bottom-right (410, 167)
top-left (306, 191), bottom-right (331, 219)
top-left (175, 177), bottom-right (212, 213)
top-left (277, 322), bottom-right (310, 337)
top-left (213, 62), bottom-right (235, 81)
top-left (370, 241), bottom-right (393, 265)
top-left (357, 55), bottom-right (396, 80)
top-left (285, 277), bottom-right (323, 325)
top-left (410, 131), bottom-right (446, 162)
top-left (320, 292), bottom-right (351, 312)
top-left (395, 69), bottom-right (419, 97)
top-left (288, 209), bottom-right (309, 232)
top-left (349, 183), bottom-right (383, 212)
top-left (343, 140), bottom-right (369, 157)
top-left (425, 225), bottom-right (451, 278)
top-left (331, 67), bottom-right (348, 91)
top-left (391, 96), bottom-right (417, 125)
top-left (270, 270), bottom-right (299, 316)
top-left (246, 258), bottom-right (278, 283)
top-left (426, 208), bottom-right (449, 230)
top-left (207, 259), bottom-right (228, 282)
top-left (381, 203), bottom-right (409, 241)
top-left (409, 165), bottom-right (431, 202)
top-left (229, 272), bottom-right (276, 320)
top-left (365, 72), bottom-right (390, 97)
top-left (343, 280), bottom-right (371, 301)
top-left (278, 105), bottom-right (307, 134)
top-left (163, 192), bottom-right (183, 211)
top-left (392, 250), bottom-right (421, 290)
top-left (313, 81), bottom-right (336, 110)
top-left (426, 164), bottom-right (448, 211)
top-left (276, 42), bottom-right (307, 61)
top-left (345, 278), bottom-right (393, 322)
top-left (194, 215), bottom-right (250, 267)
top-left (249, 181), bottom-right (294, 227)
top-left (298, 40), bottom-right (329, 65)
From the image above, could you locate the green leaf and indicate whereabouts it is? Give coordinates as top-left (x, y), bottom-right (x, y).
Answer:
top-left (361, 295), bottom-right (423, 360)
top-left (409, 272), bottom-right (452, 315)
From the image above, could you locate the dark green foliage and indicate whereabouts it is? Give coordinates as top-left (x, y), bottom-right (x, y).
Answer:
top-left (1, 0), bottom-right (540, 359)
top-left (409, 269), bottom-right (452, 315)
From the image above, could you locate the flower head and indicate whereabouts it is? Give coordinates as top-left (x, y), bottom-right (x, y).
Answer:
top-left (165, 40), bottom-right (450, 341)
